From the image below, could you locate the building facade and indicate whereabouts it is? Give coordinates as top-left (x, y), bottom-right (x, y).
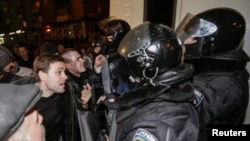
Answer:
top-left (0, 0), bottom-right (109, 48)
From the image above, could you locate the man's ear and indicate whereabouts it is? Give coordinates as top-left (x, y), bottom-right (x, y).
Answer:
top-left (38, 70), bottom-right (47, 81)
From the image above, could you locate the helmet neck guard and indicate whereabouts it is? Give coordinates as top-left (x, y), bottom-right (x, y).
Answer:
top-left (151, 63), bottom-right (194, 86)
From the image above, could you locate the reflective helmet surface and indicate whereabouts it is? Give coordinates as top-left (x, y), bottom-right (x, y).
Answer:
top-left (118, 22), bottom-right (182, 80)
top-left (178, 8), bottom-right (246, 60)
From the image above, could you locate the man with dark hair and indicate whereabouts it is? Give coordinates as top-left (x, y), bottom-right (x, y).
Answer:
top-left (14, 54), bottom-right (92, 141)
top-left (16, 43), bottom-right (35, 69)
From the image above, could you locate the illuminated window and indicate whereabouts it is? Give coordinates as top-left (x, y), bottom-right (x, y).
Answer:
top-left (35, 1), bottom-right (40, 8)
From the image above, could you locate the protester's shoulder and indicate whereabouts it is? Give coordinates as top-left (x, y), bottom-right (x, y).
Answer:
top-left (0, 73), bottom-right (21, 83)
top-left (12, 76), bottom-right (37, 85)
top-left (192, 72), bottom-right (245, 92)
top-left (193, 71), bottom-right (236, 82)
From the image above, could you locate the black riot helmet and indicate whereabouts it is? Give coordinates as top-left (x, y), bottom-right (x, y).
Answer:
top-left (118, 22), bottom-right (183, 82)
top-left (89, 34), bottom-right (106, 49)
top-left (99, 17), bottom-right (131, 50)
top-left (87, 34), bottom-right (107, 56)
top-left (176, 7), bottom-right (249, 62)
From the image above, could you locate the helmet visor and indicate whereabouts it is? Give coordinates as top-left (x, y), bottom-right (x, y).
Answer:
top-left (175, 13), bottom-right (217, 42)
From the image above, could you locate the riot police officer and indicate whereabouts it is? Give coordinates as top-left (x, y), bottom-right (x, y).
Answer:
top-left (176, 7), bottom-right (250, 140)
top-left (107, 22), bottom-right (199, 141)
top-left (98, 18), bottom-right (134, 95)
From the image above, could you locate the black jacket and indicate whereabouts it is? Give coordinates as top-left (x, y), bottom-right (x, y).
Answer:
top-left (109, 82), bottom-right (199, 141)
top-left (186, 58), bottom-right (250, 140)
top-left (193, 68), bottom-right (249, 140)
top-left (63, 68), bottom-right (106, 141)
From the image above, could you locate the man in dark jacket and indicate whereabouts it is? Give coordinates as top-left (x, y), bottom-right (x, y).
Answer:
top-left (106, 22), bottom-right (199, 141)
top-left (60, 48), bottom-right (108, 141)
top-left (176, 7), bottom-right (249, 140)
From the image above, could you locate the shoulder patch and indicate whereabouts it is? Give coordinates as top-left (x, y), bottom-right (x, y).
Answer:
top-left (132, 128), bottom-right (158, 141)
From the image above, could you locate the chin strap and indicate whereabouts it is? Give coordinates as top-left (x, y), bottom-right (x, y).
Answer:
top-left (151, 63), bottom-right (194, 86)
top-left (143, 67), bottom-right (159, 86)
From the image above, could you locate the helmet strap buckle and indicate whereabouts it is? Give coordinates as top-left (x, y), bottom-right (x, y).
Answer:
top-left (143, 67), bottom-right (159, 86)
